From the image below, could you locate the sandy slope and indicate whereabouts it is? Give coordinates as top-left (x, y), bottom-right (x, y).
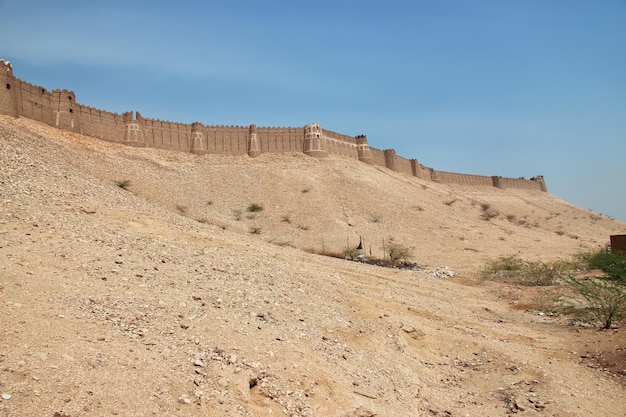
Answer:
top-left (0, 115), bottom-right (625, 416)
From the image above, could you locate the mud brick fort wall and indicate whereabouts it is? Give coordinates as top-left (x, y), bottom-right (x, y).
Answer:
top-left (0, 60), bottom-right (547, 192)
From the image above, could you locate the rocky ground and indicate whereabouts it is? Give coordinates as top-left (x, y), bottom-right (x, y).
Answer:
top-left (0, 115), bottom-right (625, 416)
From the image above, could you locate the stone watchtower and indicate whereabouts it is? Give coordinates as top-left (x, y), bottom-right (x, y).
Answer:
top-left (122, 111), bottom-right (146, 147)
top-left (356, 135), bottom-right (374, 164)
top-left (533, 175), bottom-right (548, 192)
top-left (247, 124), bottom-right (260, 157)
top-left (0, 60), bottom-right (19, 117)
top-left (50, 89), bottom-right (79, 131)
top-left (190, 122), bottom-right (207, 155)
top-left (303, 123), bottom-right (327, 157)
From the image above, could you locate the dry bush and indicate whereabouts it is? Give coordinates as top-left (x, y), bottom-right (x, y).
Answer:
top-left (480, 255), bottom-right (560, 286)
top-left (115, 179), bottom-right (131, 189)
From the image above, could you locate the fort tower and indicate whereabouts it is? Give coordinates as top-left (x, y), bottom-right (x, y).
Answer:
top-left (0, 60), bottom-right (19, 118)
top-left (190, 122), bottom-right (207, 155)
top-left (122, 111), bottom-right (147, 147)
top-left (247, 124), bottom-right (260, 157)
top-left (303, 123), bottom-right (327, 158)
top-left (356, 135), bottom-right (373, 165)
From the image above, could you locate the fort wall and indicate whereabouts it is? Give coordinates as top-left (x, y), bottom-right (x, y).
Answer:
top-left (369, 148), bottom-right (387, 168)
top-left (432, 170), bottom-right (495, 187)
top-left (0, 60), bottom-right (548, 193)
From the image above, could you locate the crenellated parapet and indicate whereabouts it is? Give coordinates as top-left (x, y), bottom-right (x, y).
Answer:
top-left (0, 60), bottom-right (549, 193)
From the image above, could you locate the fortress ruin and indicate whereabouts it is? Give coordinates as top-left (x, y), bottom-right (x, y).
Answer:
top-left (1, 60), bottom-right (547, 192)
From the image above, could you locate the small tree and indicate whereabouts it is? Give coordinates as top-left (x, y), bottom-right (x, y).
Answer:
top-left (388, 243), bottom-right (413, 263)
top-left (565, 276), bottom-right (626, 329)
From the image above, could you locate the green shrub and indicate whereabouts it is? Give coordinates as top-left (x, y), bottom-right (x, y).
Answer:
top-left (247, 203), bottom-right (264, 213)
top-left (581, 249), bottom-right (626, 284)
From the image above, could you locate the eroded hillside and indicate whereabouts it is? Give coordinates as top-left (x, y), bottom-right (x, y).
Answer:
top-left (1, 115), bottom-right (625, 416)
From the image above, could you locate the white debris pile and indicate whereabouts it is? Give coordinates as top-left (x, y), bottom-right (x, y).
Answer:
top-left (423, 266), bottom-right (457, 279)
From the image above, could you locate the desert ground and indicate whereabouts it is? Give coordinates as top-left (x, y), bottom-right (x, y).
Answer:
top-left (1, 115), bottom-right (625, 416)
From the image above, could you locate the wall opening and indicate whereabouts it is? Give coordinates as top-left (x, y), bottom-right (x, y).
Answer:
top-left (6, 83), bottom-right (10, 90)
top-left (69, 108), bottom-right (73, 113)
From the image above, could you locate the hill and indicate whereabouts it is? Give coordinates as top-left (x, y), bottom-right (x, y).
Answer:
top-left (1, 115), bottom-right (625, 416)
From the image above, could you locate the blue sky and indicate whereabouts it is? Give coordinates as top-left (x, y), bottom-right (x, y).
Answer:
top-left (2, 0), bottom-right (625, 222)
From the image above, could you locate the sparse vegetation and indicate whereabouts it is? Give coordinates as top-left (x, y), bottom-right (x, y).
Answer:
top-left (115, 179), bottom-right (131, 189)
top-left (578, 249), bottom-right (626, 284)
top-left (480, 255), bottom-right (560, 286)
top-left (444, 198), bottom-right (457, 206)
top-left (247, 203), bottom-right (264, 213)
top-left (196, 218), bottom-right (209, 224)
top-left (301, 188), bottom-right (311, 193)
top-left (565, 275), bottom-right (626, 329)
top-left (482, 250), bottom-right (626, 328)
top-left (282, 215), bottom-right (292, 223)
top-left (233, 209), bottom-right (242, 221)
top-left (563, 249), bottom-right (626, 328)
top-left (480, 203), bottom-right (499, 221)
top-left (343, 246), bottom-right (362, 260)
top-left (175, 204), bottom-right (188, 214)
top-left (248, 226), bottom-right (262, 234)
top-left (388, 242), bottom-right (413, 263)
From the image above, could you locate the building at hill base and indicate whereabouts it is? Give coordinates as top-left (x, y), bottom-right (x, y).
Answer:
top-left (0, 59), bottom-right (547, 192)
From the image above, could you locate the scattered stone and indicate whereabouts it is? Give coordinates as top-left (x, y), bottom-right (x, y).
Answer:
top-left (1, 393), bottom-right (11, 400)
top-left (402, 324), bottom-right (416, 334)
